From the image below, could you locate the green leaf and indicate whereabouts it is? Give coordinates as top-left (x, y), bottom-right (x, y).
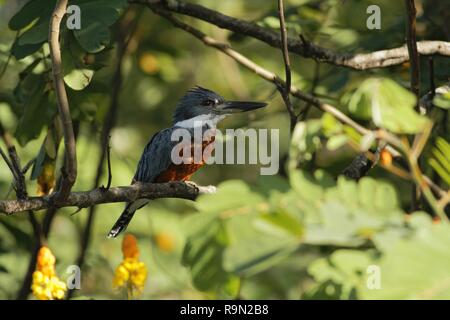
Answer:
top-left (259, 210), bottom-right (304, 237)
top-left (289, 120), bottom-right (322, 166)
top-left (223, 213), bottom-right (300, 276)
top-left (17, 20), bottom-right (49, 46)
top-left (361, 217), bottom-right (450, 299)
top-left (72, 2), bottom-right (125, 53)
top-left (305, 250), bottom-right (373, 299)
top-left (10, 39), bottom-right (42, 60)
top-left (13, 74), bottom-right (57, 146)
top-left (326, 134), bottom-right (348, 150)
top-left (433, 91), bottom-right (450, 109)
top-left (9, 0), bottom-right (55, 60)
top-left (194, 180), bottom-right (263, 213)
top-left (343, 78), bottom-right (428, 134)
top-left (64, 68), bottom-right (94, 90)
top-left (182, 217), bottom-right (233, 291)
top-left (289, 170), bottom-right (324, 202)
top-left (429, 137), bottom-right (450, 186)
top-left (8, 0), bottom-right (55, 31)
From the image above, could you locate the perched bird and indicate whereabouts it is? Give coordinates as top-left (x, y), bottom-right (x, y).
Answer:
top-left (108, 86), bottom-right (267, 238)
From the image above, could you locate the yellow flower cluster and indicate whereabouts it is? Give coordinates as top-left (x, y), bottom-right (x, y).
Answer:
top-left (31, 246), bottom-right (67, 300)
top-left (113, 234), bottom-right (148, 298)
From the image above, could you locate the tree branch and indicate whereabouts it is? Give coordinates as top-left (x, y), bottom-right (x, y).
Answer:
top-left (277, 0), bottom-right (296, 133)
top-left (48, 0), bottom-right (77, 203)
top-left (130, 0), bottom-right (450, 70)
top-left (0, 120), bottom-right (27, 199)
top-left (405, 0), bottom-right (421, 109)
top-left (0, 182), bottom-right (216, 215)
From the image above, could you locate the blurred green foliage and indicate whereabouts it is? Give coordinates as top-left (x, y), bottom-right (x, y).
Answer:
top-left (0, 0), bottom-right (449, 300)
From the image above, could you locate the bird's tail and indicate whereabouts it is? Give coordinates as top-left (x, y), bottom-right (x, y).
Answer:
top-left (108, 199), bottom-right (149, 238)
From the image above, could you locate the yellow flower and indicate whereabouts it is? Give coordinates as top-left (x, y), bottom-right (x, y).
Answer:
top-left (113, 234), bottom-right (148, 299)
top-left (31, 246), bottom-right (67, 300)
top-left (37, 246), bottom-right (56, 276)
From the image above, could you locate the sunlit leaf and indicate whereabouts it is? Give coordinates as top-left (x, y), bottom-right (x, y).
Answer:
top-left (343, 78), bottom-right (428, 134)
top-left (361, 217), bottom-right (450, 299)
top-left (428, 137), bottom-right (450, 186)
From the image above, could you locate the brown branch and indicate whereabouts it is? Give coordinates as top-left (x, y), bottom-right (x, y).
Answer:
top-left (0, 146), bottom-right (18, 183)
top-left (0, 120), bottom-right (27, 199)
top-left (0, 182), bottom-right (216, 215)
top-left (277, 0), bottom-right (296, 133)
top-left (405, 0), bottom-right (421, 109)
top-left (130, 0), bottom-right (450, 70)
top-left (49, 0), bottom-right (77, 203)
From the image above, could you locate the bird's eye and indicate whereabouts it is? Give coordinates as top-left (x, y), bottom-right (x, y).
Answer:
top-left (202, 99), bottom-right (215, 106)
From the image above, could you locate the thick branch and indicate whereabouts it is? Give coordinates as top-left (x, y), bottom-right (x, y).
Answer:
top-left (131, 0), bottom-right (450, 70)
top-left (0, 182), bottom-right (216, 215)
top-left (49, 0), bottom-right (77, 202)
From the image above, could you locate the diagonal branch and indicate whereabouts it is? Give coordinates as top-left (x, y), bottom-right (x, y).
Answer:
top-left (130, 0), bottom-right (450, 70)
top-left (0, 182), bottom-right (216, 215)
top-left (48, 0), bottom-right (77, 203)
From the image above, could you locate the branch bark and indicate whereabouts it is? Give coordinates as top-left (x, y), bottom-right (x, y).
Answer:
top-left (49, 0), bottom-right (77, 203)
top-left (0, 182), bottom-right (216, 215)
top-left (130, 0), bottom-right (450, 70)
top-left (277, 0), bottom-right (296, 133)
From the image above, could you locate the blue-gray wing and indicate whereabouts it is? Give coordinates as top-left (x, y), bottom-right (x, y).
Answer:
top-left (133, 128), bottom-right (178, 183)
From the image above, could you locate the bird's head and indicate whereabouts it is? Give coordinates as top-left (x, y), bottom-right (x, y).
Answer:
top-left (173, 86), bottom-right (267, 126)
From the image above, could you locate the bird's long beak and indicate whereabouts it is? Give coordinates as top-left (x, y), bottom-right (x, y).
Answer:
top-left (221, 100), bottom-right (267, 114)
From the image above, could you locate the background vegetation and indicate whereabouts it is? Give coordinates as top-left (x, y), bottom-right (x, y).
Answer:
top-left (0, 0), bottom-right (449, 299)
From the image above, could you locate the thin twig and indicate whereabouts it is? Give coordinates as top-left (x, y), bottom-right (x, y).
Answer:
top-left (405, 0), bottom-right (421, 110)
top-left (105, 136), bottom-right (113, 190)
top-left (428, 57), bottom-right (435, 100)
top-left (277, 0), bottom-right (296, 132)
top-left (0, 147), bottom-right (18, 183)
top-left (49, 0), bottom-right (77, 203)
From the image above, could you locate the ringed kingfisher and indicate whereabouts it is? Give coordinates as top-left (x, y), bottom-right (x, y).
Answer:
top-left (108, 86), bottom-right (267, 238)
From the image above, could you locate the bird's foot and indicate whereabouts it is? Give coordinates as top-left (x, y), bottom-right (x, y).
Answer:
top-left (184, 180), bottom-right (198, 188)
top-left (99, 184), bottom-right (109, 193)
